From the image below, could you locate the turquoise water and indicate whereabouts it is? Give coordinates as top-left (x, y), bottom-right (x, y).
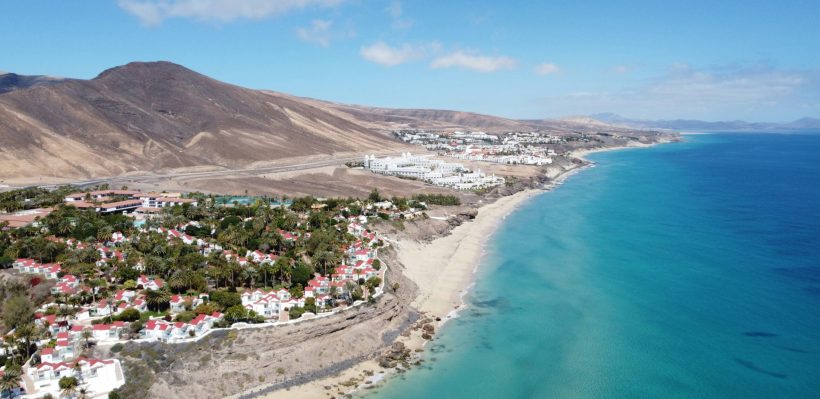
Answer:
top-left (366, 134), bottom-right (820, 399)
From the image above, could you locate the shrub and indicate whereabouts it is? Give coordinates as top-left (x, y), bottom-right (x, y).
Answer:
top-left (174, 311), bottom-right (195, 323)
top-left (288, 306), bottom-right (306, 320)
top-left (193, 302), bottom-right (219, 315)
top-left (412, 194), bottom-right (461, 206)
top-left (115, 308), bottom-right (140, 322)
top-left (58, 376), bottom-right (78, 390)
top-left (210, 290), bottom-right (241, 309)
top-left (129, 320), bottom-right (144, 334)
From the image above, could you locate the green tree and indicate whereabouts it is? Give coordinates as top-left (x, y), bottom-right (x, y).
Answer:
top-left (223, 305), bottom-right (258, 323)
top-left (210, 290), bottom-right (241, 309)
top-left (0, 368), bottom-right (21, 396)
top-left (193, 302), bottom-right (219, 315)
top-left (368, 188), bottom-right (382, 202)
top-left (304, 297), bottom-right (317, 313)
top-left (59, 376), bottom-right (78, 397)
top-left (144, 289), bottom-right (171, 312)
top-left (288, 306), bottom-right (306, 320)
top-left (3, 295), bottom-right (34, 331)
top-left (365, 276), bottom-right (382, 294)
top-left (14, 323), bottom-right (37, 358)
top-left (115, 308), bottom-right (140, 322)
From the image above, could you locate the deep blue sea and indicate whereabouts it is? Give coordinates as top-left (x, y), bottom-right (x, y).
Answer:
top-left (365, 133), bottom-right (820, 399)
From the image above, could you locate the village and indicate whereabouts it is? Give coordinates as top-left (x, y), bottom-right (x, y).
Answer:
top-left (0, 186), bottom-right (442, 398)
top-left (394, 129), bottom-right (574, 166)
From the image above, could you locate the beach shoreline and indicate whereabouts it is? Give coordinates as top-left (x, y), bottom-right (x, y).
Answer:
top-left (253, 143), bottom-right (663, 399)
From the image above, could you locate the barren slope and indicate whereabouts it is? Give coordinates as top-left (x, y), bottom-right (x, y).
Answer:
top-left (0, 62), bottom-right (398, 181)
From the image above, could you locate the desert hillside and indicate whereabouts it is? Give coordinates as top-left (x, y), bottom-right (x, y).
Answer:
top-left (0, 62), bottom-right (400, 181)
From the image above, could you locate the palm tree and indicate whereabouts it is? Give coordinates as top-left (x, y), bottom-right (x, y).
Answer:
top-left (168, 270), bottom-right (191, 293)
top-left (56, 219), bottom-right (73, 236)
top-left (2, 336), bottom-right (20, 365)
top-left (144, 289), bottom-right (171, 312)
top-left (0, 370), bottom-right (21, 397)
top-left (81, 329), bottom-right (93, 349)
top-left (59, 375), bottom-right (78, 398)
top-left (14, 323), bottom-right (37, 358)
top-left (87, 279), bottom-right (101, 304)
top-left (73, 362), bottom-right (83, 384)
top-left (96, 225), bottom-right (113, 243)
top-left (0, 370), bottom-right (23, 397)
top-left (44, 241), bottom-right (60, 263)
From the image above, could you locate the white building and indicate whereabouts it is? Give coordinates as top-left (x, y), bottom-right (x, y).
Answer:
top-left (364, 153), bottom-right (503, 190)
top-left (26, 358), bottom-right (125, 398)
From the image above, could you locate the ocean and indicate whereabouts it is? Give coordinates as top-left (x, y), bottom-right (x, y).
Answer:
top-left (364, 133), bottom-right (820, 399)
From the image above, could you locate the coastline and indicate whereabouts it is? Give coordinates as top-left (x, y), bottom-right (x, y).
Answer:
top-left (254, 143), bottom-right (660, 399)
top-left (254, 188), bottom-right (543, 399)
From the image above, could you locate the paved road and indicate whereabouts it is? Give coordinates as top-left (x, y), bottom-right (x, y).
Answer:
top-left (20, 152), bottom-right (397, 191)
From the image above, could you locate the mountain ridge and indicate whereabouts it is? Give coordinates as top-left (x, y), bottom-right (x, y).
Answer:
top-left (0, 61), bottom-right (403, 182)
top-left (0, 61), bottom-right (662, 185)
top-left (587, 113), bottom-right (820, 132)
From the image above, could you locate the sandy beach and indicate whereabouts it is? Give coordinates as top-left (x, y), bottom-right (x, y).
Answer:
top-left (253, 187), bottom-right (543, 399)
top-left (397, 188), bottom-right (542, 318)
top-left (252, 144), bottom-right (662, 399)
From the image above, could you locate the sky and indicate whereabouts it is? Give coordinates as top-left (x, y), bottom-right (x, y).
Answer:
top-left (1, 0), bottom-right (819, 122)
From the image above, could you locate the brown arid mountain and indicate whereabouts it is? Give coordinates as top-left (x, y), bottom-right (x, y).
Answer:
top-left (294, 96), bottom-right (666, 136)
top-left (0, 73), bottom-right (65, 95)
top-left (290, 97), bottom-right (533, 132)
top-left (0, 61), bottom-right (401, 183)
top-left (0, 61), bottom-right (656, 187)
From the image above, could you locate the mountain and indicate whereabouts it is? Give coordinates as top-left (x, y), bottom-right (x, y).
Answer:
top-left (783, 117), bottom-right (820, 130)
top-left (298, 98), bottom-right (653, 135)
top-left (291, 97), bottom-right (535, 132)
top-left (0, 62), bottom-right (401, 181)
top-left (0, 73), bottom-right (64, 94)
top-left (589, 113), bottom-right (820, 132)
top-left (0, 61), bottom-right (667, 185)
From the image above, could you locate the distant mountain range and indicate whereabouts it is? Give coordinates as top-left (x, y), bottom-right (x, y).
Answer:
top-left (587, 113), bottom-right (820, 132)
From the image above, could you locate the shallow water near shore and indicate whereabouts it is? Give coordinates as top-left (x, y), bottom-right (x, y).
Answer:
top-left (363, 133), bottom-right (820, 399)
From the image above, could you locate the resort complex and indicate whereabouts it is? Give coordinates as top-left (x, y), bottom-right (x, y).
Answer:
top-left (0, 186), bottom-right (407, 398)
top-left (395, 129), bottom-right (563, 166)
top-left (363, 152), bottom-right (505, 190)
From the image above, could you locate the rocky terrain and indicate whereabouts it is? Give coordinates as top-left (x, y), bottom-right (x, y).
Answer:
top-left (0, 62), bottom-right (406, 182)
top-left (0, 72), bottom-right (64, 95)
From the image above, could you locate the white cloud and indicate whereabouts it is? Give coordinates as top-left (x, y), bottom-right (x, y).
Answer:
top-left (534, 63), bottom-right (560, 76)
top-left (118, 0), bottom-right (345, 26)
top-left (430, 51), bottom-right (516, 72)
top-left (359, 41), bottom-right (426, 67)
top-left (297, 19), bottom-right (333, 47)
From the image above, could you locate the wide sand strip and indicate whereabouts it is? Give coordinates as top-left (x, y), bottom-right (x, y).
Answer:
top-left (398, 189), bottom-right (541, 318)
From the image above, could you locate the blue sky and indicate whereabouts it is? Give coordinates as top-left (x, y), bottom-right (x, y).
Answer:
top-left (2, 0), bottom-right (819, 122)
